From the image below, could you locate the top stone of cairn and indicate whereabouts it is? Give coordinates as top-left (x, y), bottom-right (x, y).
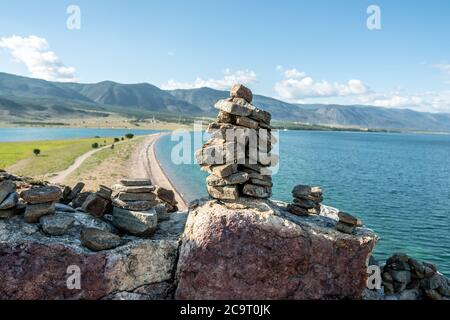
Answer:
top-left (230, 84), bottom-right (253, 103)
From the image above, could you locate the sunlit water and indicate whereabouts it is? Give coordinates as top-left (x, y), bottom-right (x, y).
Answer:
top-left (156, 130), bottom-right (450, 275)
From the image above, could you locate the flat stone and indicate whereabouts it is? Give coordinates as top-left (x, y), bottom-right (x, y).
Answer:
top-left (80, 228), bottom-right (122, 251)
top-left (112, 198), bottom-right (159, 211)
top-left (0, 192), bottom-right (18, 210)
top-left (336, 221), bottom-right (355, 234)
top-left (230, 84), bottom-right (253, 103)
top-left (292, 185), bottom-right (322, 198)
top-left (217, 111), bottom-right (235, 124)
top-left (71, 192), bottom-right (92, 209)
top-left (112, 185), bottom-right (155, 194)
top-left (338, 211), bottom-right (361, 226)
top-left (156, 187), bottom-right (177, 206)
top-left (235, 116), bottom-right (259, 129)
top-left (112, 207), bottom-right (158, 237)
top-left (242, 184), bottom-right (271, 199)
top-left (241, 164), bottom-right (272, 176)
top-left (293, 197), bottom-right (319, 209)
top-left (210, 164), bottom-right (238, 178)
top-left (287, 203), bottom-right (319, 216)
top-left (249, 178), bottom-right (272, 187)
top-left (40, 214), bottom-right (75, 236)
top-left (24, 202), bottom-right (55, 223)
top-left (250, 107), bottom-right (271, 124)
top-left (116, 192), bottom-right (156, 202)
top-left (82, 194), bottom-right (111, 218)
top-left (0, 180), bottom-right (16, 204)
top-left (214, 99), bottom-right (253, 117)
top-left (96, 185), bottom-right (112, 200)
top-left (21, 186), bottom-right (62, 204)
top-left (207, 185), bottom-right (239, 200)
top-left (119, 179), bottom-right (153, 187)
top-left (54, 203), bottom-right (76, 213)
top-left (206, 172), bottom-right (249, 187)
top-left (68, 182), bottom-right (85, 200)
top-left (294, 194), bottom-right (324, 203)
top-left (0, 203), bottom-right (26, 219)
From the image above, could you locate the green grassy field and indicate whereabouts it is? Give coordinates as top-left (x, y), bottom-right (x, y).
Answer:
top-left (0, 137), bottom-right (116, 177)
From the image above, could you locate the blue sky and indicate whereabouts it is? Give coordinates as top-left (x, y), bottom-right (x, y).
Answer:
top-left (0, 0), bottom-right (449, 112)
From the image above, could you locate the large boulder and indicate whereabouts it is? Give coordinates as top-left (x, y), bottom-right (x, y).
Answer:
top-left (0, 211), bottom-right (187, 300)
top-left (175, 198), bottom-right (378, 300)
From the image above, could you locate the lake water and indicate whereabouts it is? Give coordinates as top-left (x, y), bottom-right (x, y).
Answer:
top-left (0, 127), bottom-right (161, 142)
top-left (156, 130), bottom-right (450, 276)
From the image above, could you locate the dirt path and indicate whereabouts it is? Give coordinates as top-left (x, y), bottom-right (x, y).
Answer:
top-left (48, 143), bottom-right (115, 185)
top-left (128, 133), bottom-right (188, 211)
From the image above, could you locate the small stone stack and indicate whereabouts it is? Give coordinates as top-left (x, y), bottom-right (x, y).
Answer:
top-left (197, 84), bottom-right (277, 201)
top-left (61, 182), bottom-right (85, 204)
top-left (111, 179), bottom-right (159, 237)
top-left (0, 179), bottom-right (23, 219)
top-left (336, 211), bottom-right (362, 234)
top-left (287, 185), bottom-right (323, 216)
top-left (382, 253), bottom-right (450, 300)
top-left (20, 186), bottom-right (62, 223)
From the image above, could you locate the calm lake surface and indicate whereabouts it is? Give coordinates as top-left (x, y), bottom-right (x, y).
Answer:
top-left (156, 130), bottom-right (450, 276)
top-left (0, 127), bottom-right (161, 142)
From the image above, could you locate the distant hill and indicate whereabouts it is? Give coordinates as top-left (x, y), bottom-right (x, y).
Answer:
top-left (1, 72), bottom-right (450, 131)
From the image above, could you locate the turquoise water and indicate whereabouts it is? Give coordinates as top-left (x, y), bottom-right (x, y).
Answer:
top-left (0, 127), bottom-right (162, 142)
top-left (156, 131), bottom-right (450, 276)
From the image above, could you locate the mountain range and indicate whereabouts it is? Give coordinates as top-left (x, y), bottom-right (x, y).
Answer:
top-left (1, 72), bottom-right (450, 131)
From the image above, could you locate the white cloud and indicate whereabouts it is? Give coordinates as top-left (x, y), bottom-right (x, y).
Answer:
top-left (274, 69), bottom-right (368, 99)
top-left (433, 63), bottom-right (450, 75)
top-left (161, 69), bottom-right (257, 90)
top-left (0, 35), bottom-right (76, 82)
top-left (365, 94), bottom-right (423, 108)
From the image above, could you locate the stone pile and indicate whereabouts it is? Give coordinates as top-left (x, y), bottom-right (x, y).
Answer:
top-left (61, 182), bottom-right (85, 204)
top-left (287, 185), bottom-right (323, 216)
top-left (0, 179), bottom-right (24, 219)
top-left (111, 179), bottom-right (159, 237)
top-left (20, 185), bottom-right (62, 223)
top-left (336, 211), bottom-right (362, 234)
top-left (197, 84), bottom-right (277, 201)
top-left (382, 253), bottom-right (450, 300)
top-left (81, 185), bottom-right (112, 218)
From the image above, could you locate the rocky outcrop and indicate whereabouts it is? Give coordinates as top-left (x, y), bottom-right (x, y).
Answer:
top-left (0, 208), bottom-right (187, 300)
top-left (175, 198), bottom-right (378, 300)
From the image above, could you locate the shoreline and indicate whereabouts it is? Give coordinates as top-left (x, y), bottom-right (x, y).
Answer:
top-left (145, 133), bottom-right (189, 211)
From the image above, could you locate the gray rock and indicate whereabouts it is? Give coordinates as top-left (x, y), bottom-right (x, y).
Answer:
top-left (40, 214), bottom-right (75, 236)
top-left (0, 180), bottom-right (16, 204)
top-left (80, 228), bottom-right (122, 251)
top-left (250, 178), bottom-right (273, 187)
top-left (287, 203), bottom-right (319, 216)
top-left (292, 185), bottom-right (322, 198)
top-left (71, 192), bottom-right (92, 209)
top-left (210, 164), bottom-right (238, 178)
top-left (214, 99), bottom-right (253, 117)
top-left (206, 172), bottom-right (249, 187)
top-left (116, 192), bottom-right (156, 202)
top-left (112, 207), bottom-right (158, 237)
top-left (24, 202), bottom-right (55, 223)
top-left (21, 186), bottom-right (62, 204)
top-left (207, 185), bottom-right (239, 201)
top-left (0, 192), bottom-right (18, 210)
top-left (235, 116), bottom-right (259, 129)
top-left (81, 194), bottom-right (110, 218)
top-left (68, 182), bottom-right (85, 200)
top-left (338, 211), bottom-right (361, 226)
top-left (250, 107), bottom-right (271, 124)
top-left (112, 185), bottom-right (156, 194)
top-left (391, 270), bottom-right (411, 283)
top-left (242, 184), bottom-right (271, 199)
top-left (336, 221), bottom-right (356, 234)
top-left (112, 198), bottom-right (158, 211)
top-left (0, 203), bottom-right (25, 219)
top-left (119, 179), bottom-right (152, 187)
top-left (293, 197), bottom-right (319, 209)
top-left (96, 185), bottom-right (112, 200)
top-left (154, 203), bottom-right (170, 222)
top-left (156, 187), bottom-right (177, 206)
top-left (54, 203), bottom-right (76, 213)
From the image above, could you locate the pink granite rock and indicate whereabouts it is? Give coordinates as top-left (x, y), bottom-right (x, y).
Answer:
top-left (175, 198), bottom-right (378, 300)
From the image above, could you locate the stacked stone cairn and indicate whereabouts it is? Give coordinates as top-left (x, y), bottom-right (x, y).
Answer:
top-left (336, 211), bottom-right (362, 234)
top-left (287, 185), bottom-right (323, 216)
top-left (21, 185), bottom-right (62, 223)
top-left (382, 253), bottom-right (450, 300)
top-left (197, 84), bottom-right (277, 201)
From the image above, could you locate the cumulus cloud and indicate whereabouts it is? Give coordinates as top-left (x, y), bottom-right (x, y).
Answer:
top-left (0, 35), bottom-right (76, 82)
top-left (161, 69), bottom-right (257, 90)
top-left (361, 94), bottom-right (423, 108)
top-left (274, 68), bottom-right (368, 99)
